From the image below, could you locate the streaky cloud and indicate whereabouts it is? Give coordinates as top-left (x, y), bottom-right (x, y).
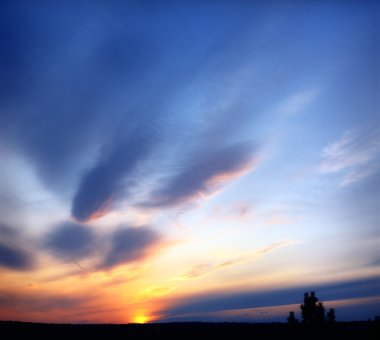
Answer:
top-left (43, 222), bottom-right (163, 271)
top-left (71, 133), bottom-right (153, 222)
top-left (0, 224), bottom-right (34, 270)
top-left (319, 126), bottom-right (380, 186)
top-left (0, 288), bottom-right (101, 323)
top-left (44, 222), bottom-right (97, 260)
top-left (0, 1), bottom-right (160, 196)
top-left (276, 88), bottom-right (319, 116)
top-left (146, 142), bottom-right (257, 207)
top-left (171, 240), bottom-right (297, 281)
top-left (0, 243), bottom-right (33, 271)
top-left (99, 226), bottom-right (161, 270)
top-left (1, 1), bottom-right (264, 223)
top-left (161, 276), bottom-right (380, 320)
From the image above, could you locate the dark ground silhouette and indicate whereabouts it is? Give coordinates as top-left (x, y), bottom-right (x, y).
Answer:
top-left (1, 292), bottom-right (378, 338)
top-left (1, 320), bottom-right (379, 339)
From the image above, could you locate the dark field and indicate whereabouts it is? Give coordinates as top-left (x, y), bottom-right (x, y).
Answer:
top-left (1, 321), bottom-right (379, 339)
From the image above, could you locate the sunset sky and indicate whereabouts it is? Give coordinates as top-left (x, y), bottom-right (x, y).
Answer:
top-left (0, 0), bottom-right (379, 323)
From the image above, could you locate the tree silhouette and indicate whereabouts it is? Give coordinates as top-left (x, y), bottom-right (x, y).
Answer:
top-left (315, 302), bottom-right (326, 323)
top-left (327, 308), bottom-right (336, 323)
top-left (287, 311), bottom-right (299, 324)
top-left (299, 291), bottom-right (331, 324)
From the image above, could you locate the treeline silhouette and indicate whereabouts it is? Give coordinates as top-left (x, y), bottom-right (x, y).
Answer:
top-left (1, 320), bottom-right (378, 339)
top-left (1, 291), bottom-right (379, 338)
top-left (288, 291), bottom-right (336, 324)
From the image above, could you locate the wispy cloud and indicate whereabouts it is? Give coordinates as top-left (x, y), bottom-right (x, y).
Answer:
top-left (340, 163), bottom-right (380, 187)
top-left (171, 240), bottom-right (297, 281)
top-left (161, 276), bottom-right (380, 321)
top-left (160, 295), bottom-right (380, 323)
top-left (43, 222), bottom-right (164, 271)
top-left (146, 142), bottom-right (258, 208)
top-left (319, 126), bottom-right (380, 186)
top-left (0, 1), bottom-right (264, 224)
top-left (71, 133), bottom-right (154, 222)
top-left (276, 89), bottom-right (319, 116)
top-left (0, 224), bottom-right (34, 271)
top-left (0, 243), bottom-right (33, 271)
top-left (98, 226), bottom-right (162, 270)
top-left (137, 285), bottom-right (177, 300)
top-left (44, 222), bottom-right (98, 260)
top-left (0, 288), bottom-right (105, 323)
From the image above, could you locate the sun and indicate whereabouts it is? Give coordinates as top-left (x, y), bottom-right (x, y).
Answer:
top-left (133, 315), bottom-right (149, 324)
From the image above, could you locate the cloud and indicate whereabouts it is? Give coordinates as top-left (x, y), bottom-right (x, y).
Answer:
top-left (146, 142), bottom-right (257, 207)
top-left (137, 285), bottom-right (177, 300)
top-left (160, 296), bottom-right (380, 323)
top-left (340, 164), bottom-right (380, 187)
top-left (0, 290), bottom-right (92, 314)
top-left (99, 226), bottom-right (162, 270)
top-left (44, 222), bottom-right (97, 260)
top-left (71, 133), bottom-right (153, 222)
top-left (43, 222), bottom-right (162, 271)
top-left (0, 190), bottom-right (25, 225)
top-left (0, 243), bottom-right (33, 271)
top-left (0, 289), bottom-right (101, 323)
top-left (161, 276), bottom-right (380, 321)
top-left (319, 126), bottom-right (380, 186)
top-left (1, 1), bottom-right (266, 224)
top-left (0, 224), bottom-right (34, 270)
top-left (0, 2), bottom-right (170, 205)
top-left (0, 2), bottom-right (158, 194)
top-left (276, 89), bottom-right (319, 116)
top-left (171, 240), bottom-right (297, 281)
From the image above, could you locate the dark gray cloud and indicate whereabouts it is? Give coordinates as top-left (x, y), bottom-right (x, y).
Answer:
top-left (0, 243), bottom-right (32, 271)
top-left (43, 222), bottom-right (162, 270)
top-left (0, 224), bottom-right (34, 270)
top-left (160, 276), bottom-right (380, 321)
top-left (0, 4), bottom-right (102, 189)
top-left (99, 226), bottom-right (161, 270)
top-left (71, 133), bottom-right (153, 222)
top-left (147, 142), bottom-right (256, 207)
top-left (44, 222), bottom-right (97, 260)
top-left (0, 1), bottom-right (161, 196)
top-left (0, 1), bottom-right (262, 222)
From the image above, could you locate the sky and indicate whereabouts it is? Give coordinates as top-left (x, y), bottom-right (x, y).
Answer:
top-left (0, 0), bottom-right (379, 324)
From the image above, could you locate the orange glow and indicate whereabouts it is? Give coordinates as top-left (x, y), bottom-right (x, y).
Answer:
top-left (209, 160), bottom-right (256, 184)
top-left (133, 315), bottom-right (149, 324)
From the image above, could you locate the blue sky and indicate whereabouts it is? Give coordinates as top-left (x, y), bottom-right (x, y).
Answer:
top-left (0, 0), bottom-right (379, 323)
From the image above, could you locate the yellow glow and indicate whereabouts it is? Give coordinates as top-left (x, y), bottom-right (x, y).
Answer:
top-left (134, 315), bottom-right (149, 324)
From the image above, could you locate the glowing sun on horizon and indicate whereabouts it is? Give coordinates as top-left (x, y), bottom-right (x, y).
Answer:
top-left (134, 315), bottom-right (149, 324)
